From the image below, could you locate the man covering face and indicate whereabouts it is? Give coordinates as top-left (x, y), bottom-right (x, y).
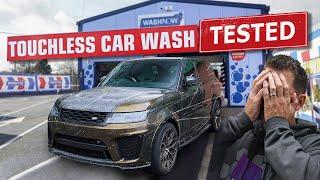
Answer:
top-left (210, 55), bottom-right (320, 180)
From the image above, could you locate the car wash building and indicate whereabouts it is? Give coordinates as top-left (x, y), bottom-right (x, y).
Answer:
top-left (77, 0), bottom-right (269, 106)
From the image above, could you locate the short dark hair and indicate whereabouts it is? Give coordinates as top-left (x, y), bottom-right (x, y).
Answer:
top-left (265, 55), bottom-right (308, 94)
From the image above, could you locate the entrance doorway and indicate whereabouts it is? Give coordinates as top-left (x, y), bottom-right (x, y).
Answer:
top-left (183, 54), bottom-right (227, 103)
top-left (94, 61), bottom-right (120, 87)
top-left (162, 53), bottom-right (227, 105)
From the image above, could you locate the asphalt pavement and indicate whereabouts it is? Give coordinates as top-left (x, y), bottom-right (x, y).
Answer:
top-left (0, 94), bottom-right (242, 180)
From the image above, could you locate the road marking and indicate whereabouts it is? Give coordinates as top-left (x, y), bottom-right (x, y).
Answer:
top-left (8, 157), bottom-right (59, 180)
top-left (198, 133), bottom-right (215, 180)
top-left (0, 117), bottom-right (25, 127)
top-left (0, 120), bottom-right (47, 150)
top-left (0, 99), bottom-right (55, 117)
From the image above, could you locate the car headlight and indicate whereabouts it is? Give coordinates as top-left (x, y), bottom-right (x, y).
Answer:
top-left (105, 111), bottom-right (148, 124)
top-left (50, 106), bottom-right (60, 117)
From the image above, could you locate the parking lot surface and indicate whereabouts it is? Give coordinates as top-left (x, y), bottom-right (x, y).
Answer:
top-left (0, 94), bottom-right (241, 180)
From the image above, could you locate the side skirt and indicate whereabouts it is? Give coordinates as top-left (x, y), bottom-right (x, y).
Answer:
top-left (179, 123), bottom-right (211, 149)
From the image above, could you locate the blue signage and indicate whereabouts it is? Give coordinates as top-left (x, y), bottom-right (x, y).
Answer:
top-left (139, 12), bottom-right (184, 28)
top-left (228, 52), bottom-right (264, 106)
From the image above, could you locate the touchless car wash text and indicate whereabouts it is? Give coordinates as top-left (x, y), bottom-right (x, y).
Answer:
top-left (6, 1), bottom-right (308, 106)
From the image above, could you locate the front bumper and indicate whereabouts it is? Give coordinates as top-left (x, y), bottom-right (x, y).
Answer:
top-left (48, 118), bottom-right (156, 169)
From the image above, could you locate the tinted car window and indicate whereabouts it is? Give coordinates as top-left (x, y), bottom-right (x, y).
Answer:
top-left (100, 60), bottom-right (182, 90)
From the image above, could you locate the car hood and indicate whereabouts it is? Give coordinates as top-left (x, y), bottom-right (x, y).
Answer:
top-left (59, 87), bottom-right (173, 112)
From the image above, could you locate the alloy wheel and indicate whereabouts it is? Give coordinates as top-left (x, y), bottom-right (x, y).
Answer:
top-left (160, 127), bottom-right (178, 172)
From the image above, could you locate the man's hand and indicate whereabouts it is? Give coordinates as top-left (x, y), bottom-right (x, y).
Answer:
top-left (244, 70), bottom-right (270, 122)
top-left (263, 72), bottom-right (297, 125)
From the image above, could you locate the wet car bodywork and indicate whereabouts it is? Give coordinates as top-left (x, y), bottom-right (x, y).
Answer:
top-left (48, 57), bottom-right (222, 172)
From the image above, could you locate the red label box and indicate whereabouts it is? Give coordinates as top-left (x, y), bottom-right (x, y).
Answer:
top-left (7, 12), bottom-right (308, 61)
top-left (200, 12), bottom-right (308, 53)
top-left (7, 25), bottom-right (199, 61)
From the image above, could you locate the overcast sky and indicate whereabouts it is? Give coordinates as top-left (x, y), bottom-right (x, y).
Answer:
top-left (0, 0), bottom-right (319, 71)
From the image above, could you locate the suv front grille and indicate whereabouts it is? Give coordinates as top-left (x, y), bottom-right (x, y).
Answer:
top-left (117, 135), bottom-right (142, 160)
top-left (60, 108), bottom-right (107, 124)
top-left (54, 134), bottom-right (111, 160)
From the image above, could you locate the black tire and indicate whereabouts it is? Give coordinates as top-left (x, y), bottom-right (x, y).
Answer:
top-left (208, 99), bottom-right (222, 132)
top-left (149, 123), bottom-right (179, 175)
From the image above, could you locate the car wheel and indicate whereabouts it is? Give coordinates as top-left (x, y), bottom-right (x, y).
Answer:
top-left (149, 123), bottom-right (179, 175)
top-left (208, 99), bottom-right (221, 132)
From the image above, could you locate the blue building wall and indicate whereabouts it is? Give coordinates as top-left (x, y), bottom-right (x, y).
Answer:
top-left (78, 1), bottom-right (267, 106)
top-left (228, 51), bottom-right (264, 106)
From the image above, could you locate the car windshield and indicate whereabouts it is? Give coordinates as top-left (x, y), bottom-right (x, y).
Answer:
top-left (99, 59), bottom-right (182, 90)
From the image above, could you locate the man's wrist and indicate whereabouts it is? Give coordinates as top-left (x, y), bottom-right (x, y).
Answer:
top-left (265, 117), bottom-right (289, 132)
top-left (244, 109), bottom-right (255, 123)
top-left (238, 111), bottom-right (254, 128)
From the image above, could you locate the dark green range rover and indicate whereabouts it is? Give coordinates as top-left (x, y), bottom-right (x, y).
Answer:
top-left (48, 57), bottom-right (222, 174)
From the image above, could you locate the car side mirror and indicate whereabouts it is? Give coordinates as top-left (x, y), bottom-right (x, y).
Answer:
top-left (186, 75), bottom-right (197, 87)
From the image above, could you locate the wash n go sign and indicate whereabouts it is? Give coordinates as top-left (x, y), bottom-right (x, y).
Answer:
top-left (7, 12), bottom-right (308, 61)
top-left (138, 12), bottom-right (184, 28)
